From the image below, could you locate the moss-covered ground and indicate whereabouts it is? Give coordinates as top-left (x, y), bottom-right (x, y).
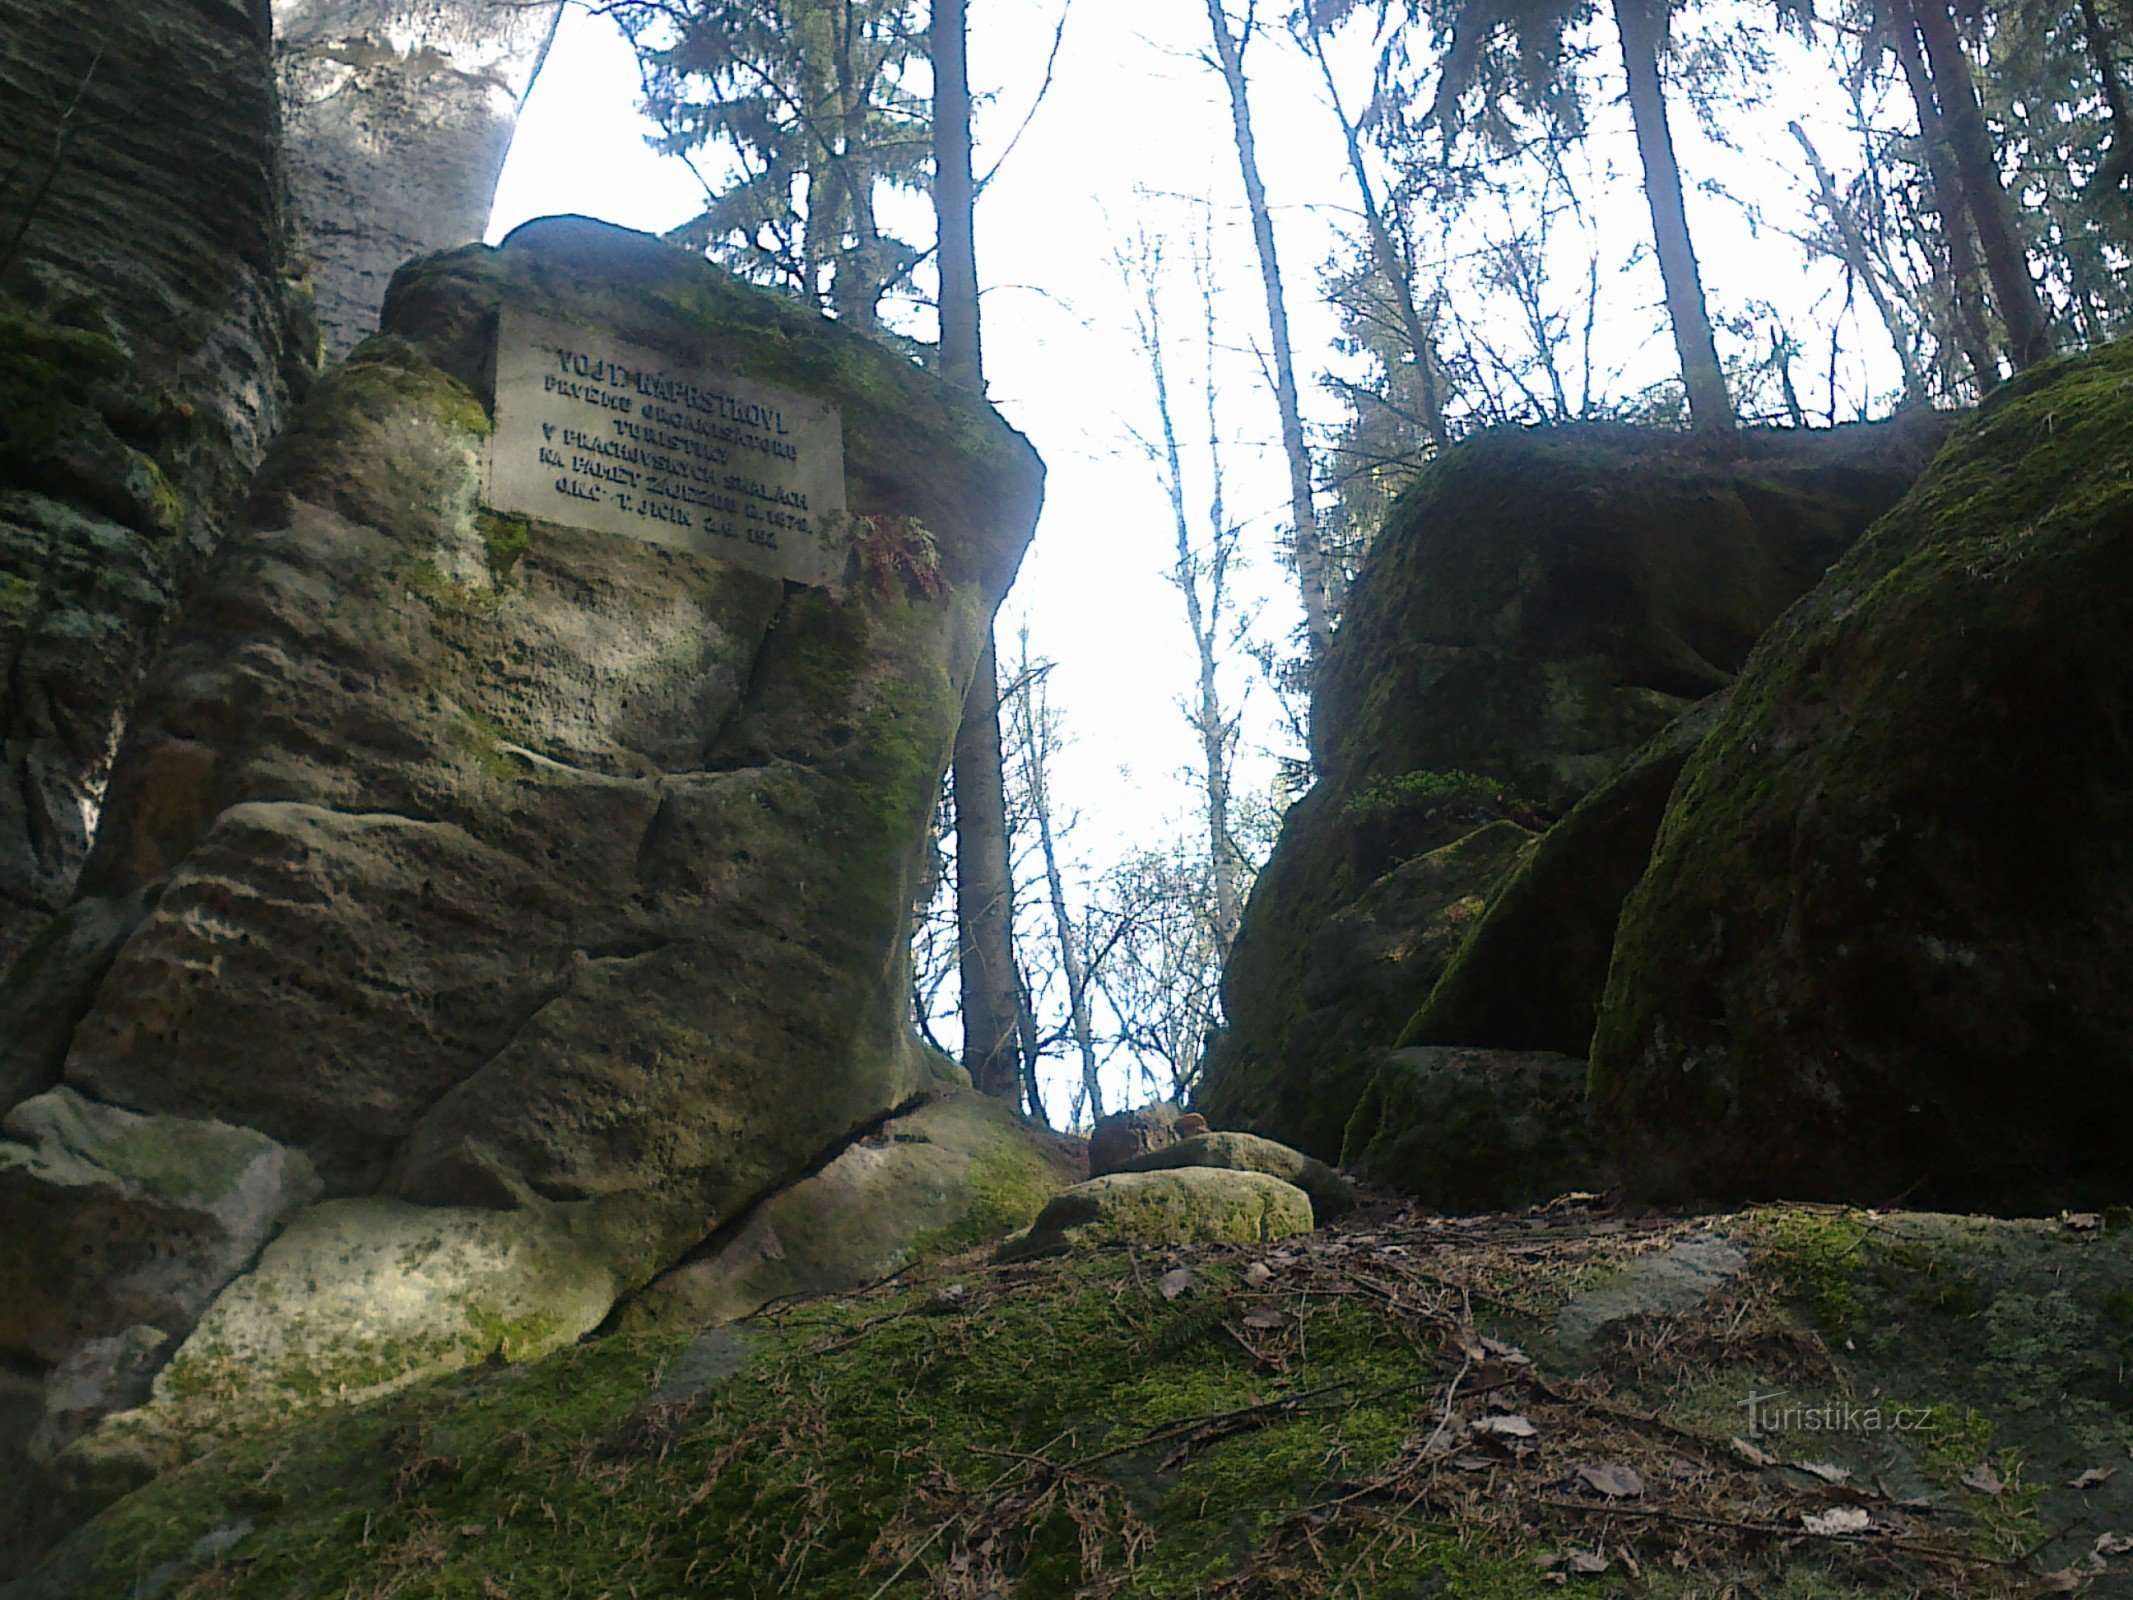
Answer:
top-left (21, 1195), bottom-right (2133, 1599)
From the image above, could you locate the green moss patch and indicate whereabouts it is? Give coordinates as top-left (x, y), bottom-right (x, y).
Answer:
top-left (37, 1200), bottom-right (2097, 1599)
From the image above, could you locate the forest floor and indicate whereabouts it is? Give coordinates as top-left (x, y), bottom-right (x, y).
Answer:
top-left (19, 1191), bottom-right (2133, 1599)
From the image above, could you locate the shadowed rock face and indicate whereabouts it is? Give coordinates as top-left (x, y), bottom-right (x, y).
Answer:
top-left (1197, 419), bottom-right (1948, 1166)
top-left (0, 0), bottom-right (294, 972)
top-left (273, 0), bottom-right (567, 360)
top-left (0, 217), bottom-right (1043, 1557)
top-left (1594, 341), bottom-right (2133, 1211)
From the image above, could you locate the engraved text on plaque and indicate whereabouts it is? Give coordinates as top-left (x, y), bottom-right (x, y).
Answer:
top-left (487, 310), bottom-right (848, 586)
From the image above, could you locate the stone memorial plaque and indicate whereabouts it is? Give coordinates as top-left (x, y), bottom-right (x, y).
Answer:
top-left (487, 309), bottom-right (847, 585)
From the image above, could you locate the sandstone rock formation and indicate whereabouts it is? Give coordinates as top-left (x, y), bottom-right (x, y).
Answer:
top-left (1198, 420), bottom-right (1944, 1165)
top-left (1593, 341), bottom-right (2133, 1210)
top-left (0, 215), bottom-right (1042, 1557)
top-left (273, 0), bottom-right (567, 359)
top-left (0, 0), bottom-right (294, 971)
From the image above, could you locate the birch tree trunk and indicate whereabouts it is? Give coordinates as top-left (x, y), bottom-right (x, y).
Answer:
top-left (1202, 0), bottom-right (1334, 664)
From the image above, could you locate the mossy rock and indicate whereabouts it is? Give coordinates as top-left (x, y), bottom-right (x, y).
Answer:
top-left (1403, 695), bottom-right (1723, 1058)
top-left (1593, 338), bottom-right (2133, 1210)
top-left (0, 1088), bottom-right (319, 1375)
top-left (996, 1169), bottom-right (1315, 1261)
top-left (615, 1091), bottom-right (1083, 1331)
top-left (1199, 419), bottom-right (1944, 1163)
top-left (1199, 814), bottom-right (1536, 1160)
top-left (1341, 1046), bottom-right (1606, 1211)
top-left (19, 1199), bottom-right (2133, 1599)
top-left (1114, 1131), bottom-right (1356, 1225)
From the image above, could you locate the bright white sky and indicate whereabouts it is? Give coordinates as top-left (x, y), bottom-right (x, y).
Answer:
top-left (490, 0), bottom-right (1899, 1117)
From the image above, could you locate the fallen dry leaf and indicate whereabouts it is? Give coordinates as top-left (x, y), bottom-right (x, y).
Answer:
top-left (1802, 1506), bottom-right (1870, 1536)
top-left (1472, 1414), bottom-right (1539, 1439)
top-left (2095, 1532), bottom-right (2133, 1558)
top-left (1241, 1308), bottom-right (1287, 1330)
top-left (1575, 1462), bottom-right (1645, 1499)
top-left (1564, 1551), bottom-right (1610, 1574)
top-left (1796, 1460), bottom-right (1852, 1485)
top-left (1961, 1462), bottom-right (2006, 1497)
top-left (1157, 1267), bottom-right (1194, 1301)
top-left (2039, 1567), bottom-right (2088, 1593)
top-left (2075, 1467), bottom-right (2117, 1490)
top-left (1244, 1261), bottom-right (1273, 1286)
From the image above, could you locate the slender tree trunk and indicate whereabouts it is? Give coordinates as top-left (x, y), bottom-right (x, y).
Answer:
top-left (934, 0), bottom-right (1022, 1101)
top-left (1302, 24), bottom-right (1446, 447)
top-left (1788, 120), bottom-right (1926, 403)
top-left (1202, 0), bottom-right (1333, 664)
top-left (1902, 0), bottom-right (2055, 368)
top-left (2076, 0), bottom-right (2133, 195)
top-left (1012, 643), bottom-right (1102, 1122)
top-left (953, 642), bottom-right (1020, 1099)
top-left (1611, 0), bottom-right (1735, 431)
top-left (1889, 13), bottom-right (2000, 386)
top-left (933, 0), bottom-right (981, 392)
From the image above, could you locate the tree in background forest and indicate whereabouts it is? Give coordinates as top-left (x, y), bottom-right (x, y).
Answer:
top-left (612, 0), bottom-right (929, 332)
top-left (1306, 0), bottom-right (2130, 562)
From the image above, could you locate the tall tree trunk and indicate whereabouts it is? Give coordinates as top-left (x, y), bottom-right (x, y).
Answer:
top-left (934, 0), bottom-right (981, 392)
top-left (953, 641), bottom-right (1020, 1099)
top-left (934, 0), bottom-right (1022, 1100)
top-left (1301, 23), bottom-right (1446, 447)
top-left (1202, 0), bottom-right (1334, 665)
top-left (1788, 119), bottom-right (1926, 403)
top-left (1889, 12), bottom-right (2000, 386)
top-left (1902, 0), bottom-right (2055, 368)
top-left (1611, 0), bottom-right (1736, 431)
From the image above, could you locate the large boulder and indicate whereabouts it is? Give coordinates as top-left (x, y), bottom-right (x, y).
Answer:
top-left (1199, 422), bottom-right (1942, 1159)
top-left (616, 1090), bottom-right (1084, 1331)
top-left (1113, 1131), bottom-right (1356, 1225)
top-left (273, 0), bottom-right (568, 360)
top-left (1402, 697), bottom-right (1723, 1058)
top-left (0, 0), bottom-right (297, 972)
top-left (0, 215), bottom-right (1041, 1545)
top-left (1592, 341), bottom-right (2133, 1210)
